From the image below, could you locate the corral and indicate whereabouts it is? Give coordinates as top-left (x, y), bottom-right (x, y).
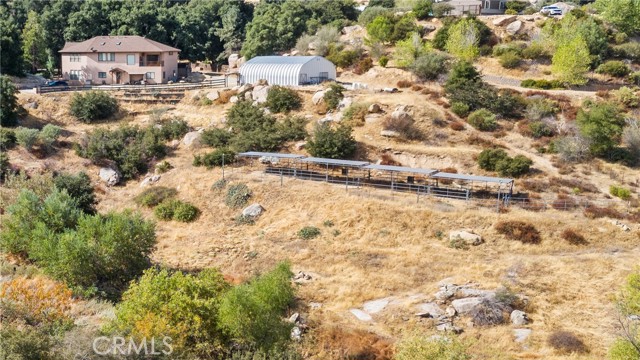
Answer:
top-left (237, 152), bottom-right (515, 204)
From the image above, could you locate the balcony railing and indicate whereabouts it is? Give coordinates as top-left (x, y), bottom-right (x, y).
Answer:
top-left (139, 61), bottom-right (164, 67)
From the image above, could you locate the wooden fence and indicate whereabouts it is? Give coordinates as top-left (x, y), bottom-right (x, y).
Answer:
top-left (36, 77), bottom-right (229, 94)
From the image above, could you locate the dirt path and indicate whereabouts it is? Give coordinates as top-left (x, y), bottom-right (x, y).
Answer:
top-left (482, 73), bottom-right (598, 101)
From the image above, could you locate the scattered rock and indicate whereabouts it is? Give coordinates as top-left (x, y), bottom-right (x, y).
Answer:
top-left (449, 230), bottom-right (483, 246)
top-left (338, 97), bottom-right (353, 110)
top-left (445, 306), bottom-right (456, 317)
top-left (510, 310), bottom-right (529, 325)
top-left (291, 326), bottom-right (302, 341)
top-left (350, 309), bottom-right (373, 322)
top-left (436, 322), bottom-right (463, 333)
top-left (206, 90), bottom-right (219, 101)
top-left (288, 313), bottom-right (300, 324)
top-left (435, 286), bottom-right (457, 301)
top-left (24, 101), bottom-right (38, 109)
top-left (457, 288), bottom-right (495, 298)
top-left (383, 87), bottom-right (398, 93)
top-left (237, 83), bottom-right (253, 94)
top-left (415, 302), bottom-right (444, 318)
top-left (342, 24), bottom-right (363, 34)
top-left (140, 175), bottom-right (161, 187)
top-left (391, 109), bottom-right (412, 122)
top-left (312, 90), bottom-right (326, 105)
top-left (228, 53), bottom-right (240, 69)
top-left (295, 141), bottom-right (307, 150)
top-left (182, 131), bottom-right (202, 148)
top-left (368, 103), bottom-right (381, 113)
top-left (229, 95), bottom-right (239, 103)
top-left (380, 130), bottom-right (401, 138)
top-left (513, 328), bottom-right (532, 343)
top-left (242, 203), bottom-right (264, 218)
top-left (293, 271), bottom-right (312, 283)
top-left (259, 156), bottom-right (279, 165)
top-left (363, 298), bottom-right (391, 314)
top-left (318, 115), bottom-right (334, 124)
top-left (451, 297), bottom-right (483, 314)
top-left (422, 24), bottom-right (436, 33)
top-left (610, 219), bottom-right (631, 232)
top-left (99, 168), bottom-right (121, 186)
top-left (252, 85), bottom-right (271, 104)
top-left (492, 15), bottom-right (517, 26)
top-left (506, 20), bottom-right (523, 36)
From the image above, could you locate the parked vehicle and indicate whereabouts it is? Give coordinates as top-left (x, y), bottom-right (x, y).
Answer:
top-left (45, 80), bottom-right (69, 88)
top-left (540, 6), bottom-right (562, 15)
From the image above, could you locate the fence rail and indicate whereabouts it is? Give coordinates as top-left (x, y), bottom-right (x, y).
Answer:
top-left (36, 78), bottom-right (228, 94)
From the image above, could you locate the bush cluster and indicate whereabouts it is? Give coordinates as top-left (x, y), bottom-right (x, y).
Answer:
top-left (610, 184), bottom-right (632, 200)
top-left (324, 83), bottom-right (345, 110)
top-left (499, 52), bottom-right (522, 69)
top-left (495, 221), bottom-right (541, 244)
top-left (15, 124), bottom-right (61, 151)
top-left (528, 121), bottom-right (554, 138)
top-left (520, 79), bottom-right (565, 89)
top-left (0, 128), bottom-right (16, 150)
top-left (451, 102), bottom-right (470, 117)
top-left (526, 97), bottom-right (558, 121)
top-left (265, 86), bottom-right (302, 113)
top-left (75, 125), bottom-right (167, 180)
top-left (595, 60), bottom-right (630, 77)
top-left (411, 52), bottom-right (449, 81)
top-left (342, 103), bottom-right (369, 127)
top-left (395, 335), bottom-right (470, 360)
top-left (307, 124), bottom-right (357, 159)
top-left (298, 226), bottom-right (321, 240)
top-left (477, 149), bottom-right (532, 178)
top-left (69, 91), bottom-right (119, 123)
top-left (225, 183), bottom-right (252, 208)
top-left (521, 43), bottom-right (549, 60)
top-left (193, 149), bottom-right (237, 168)
top-left (154, 199), bottom-right (200, 222)
top-left (53, 172), bottom-right (96, 214)
top-left (547, 331), bottom-right (589, 354)
top-left (561, 229), bottom-right (587, 245)
top-left (156, 116), bottom-right (190, 140)
top-left (467, 109), bottom-right (497, 131)
top-left (134, 186), bottom-right (178, 207)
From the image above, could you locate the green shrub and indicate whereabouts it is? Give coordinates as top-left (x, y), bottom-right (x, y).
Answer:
top-left (413, 0), bottom-right (432, 20)
top-left (173, 201), bottom-right (200, 222)
top-left (379, 55), bottom-right (389, 67)
top-left (411, 52), bottom-right (449, 81)
top-left (225, 183), bottom-right (252, 208)
top-left (596, 60), bottom-right (630, 77)
top-left (0, 326), bottom-right (55, 360)
top-left (529, 121), bottom-right (554, 138)
top-left (307, 124), bottom-right (357, 159)
top-left (526, 97), bottom-right (558, 120)
top-left (69, 91), bottom-right (119, 123)
top-left (495, 155), bottom-right (533, 177)
top-left (1, 76), bottom-right (19, 127)
top-left (157, 116), bottom-right (190, 140)
top-left (38, 124), bottom-right (61, 149)
top-left (110, 267), bottom-right (229, 358)
top-left (277, 115), bottom-right (307, 142)
top-left (614, 32), bottom-right (628, 45)
top-left (154, 199), bottom-right (179, 220)
top-left (0, 128), bottom-right (16, 150)
top-left (451, 102), bottom-right (470, 117)
top-left (324, 83), bottom-right (345, 110)
top-left (499, 52), bottom-right (522, 69)
top-left (225, 101), bottom-right (283, 152)
top-left (266, 86), bottom-right (302, 113)
top-left (506, 0), bottom-right (528, 12)
top-left (193, 149), bottom-right (236, 168)
top-left (76, 125), bottom-right (166, 180)
top-left (358, 6), bottom-right (393, 26)
top-left (15, 127), bottom-right (39, 150)
top-left (432, 3), bottom-right (455, 18)
top-left (478, 149), bottom-right (509, 171)
top-left (611, 86), bottom-right (639, 108)
top-left (492, 43), bottom-right (523, 57)
top-left (155, 160), bottom-right (173, 173)
top-left (612, 42), bottom-right (640, 62)
top-left (521, 42), bottom-right (549, 60)
top-left (298, 226), bottom-right (321, 240)
top-left (202, 128), bottom-right (232, 148)
top-left (609, 338), bottom-right (639, 360)
top-left (342, 103), bottom-right (369, 127)
top-left (520, 79), bottom-right (565, 89)
top-left (610, 185), bottom-right (632, 200)
top-left (218, 262), bottom-right (295, 350)
top-left (576, 101), bottom-right (625, 157)
top-left (395, 335), bottom-right (470, 360)
top-left (505, 8), bottom-right (517, 15)
top-left (326, 47), bottom-right (360, 68)
top-left (0, 152), bottom-right (10, 181)
top-left (467, 109), bottom-right (497, 131)
top-left (629, 71), bottom-right (640, 85)
top-left (134, 186), bottom-right (177, 207)
top-left (53, 172), bottom-right (96, 214)
top-left (211, 179), bottom-right (228, 191)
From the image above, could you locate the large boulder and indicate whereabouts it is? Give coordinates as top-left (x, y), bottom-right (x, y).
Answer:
top-left (506, 20), bottom-right (523, 36)
top-left (182, 131), bottom-right (202, 148)
top-left (368, 103), bottom-right (381, 113)
top-left (312, 90), bottom-right (326, 105)
top-left (451, 297), bottom-right (483, 314)
top-left (252, 85), bottom-right (270, 104)
top-left (99, 167), bottom-right (121, 186)
top-left (242, 203), bottom-right (265, 218)
top-left (510, 310), bottom-right (529, 325)
top-left (449, 230), bottom-right (484, 246)
top-left (206, 90), bottom-right (219, 101)
top-left (237, 83), bottom-right (253, 94)
top-left (229, 95), bottom-right (239, 103)
top-left (342, 25), bottom-right (363, 34)
top-left (363, 298), bottom-right (391, 314)
top-left (380, 130), bottom-right (401, 138)
top-left (228, 53), bottom-right (240, 69)
top-left (422, 24), bottom-right (437, 33)
top-left (391, 108), bottom-right (412, 122)
top-left (140, 175), bottom-right (161, 187)
top-left (493, 15), bottom-right (517, 27)
top-left (350, 309), bottom-right (373, 322)
top-left (338, 97), bottom-right (353, 110)
top-left (415, 302), bottom-right (444, 318)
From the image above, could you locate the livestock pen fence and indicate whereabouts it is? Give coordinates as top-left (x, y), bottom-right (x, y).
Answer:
top-left (35, 76), bottom-right (229, 94)
top-left (206, 152), bottom-right (631, 214)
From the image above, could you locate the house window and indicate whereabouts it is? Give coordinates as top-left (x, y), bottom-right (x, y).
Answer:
top-left (146, 54), bottom-right (159, 62)
top-left (145, 72), bottom-right (155, 79)
top-left (163, 71), bottom-right (166, 79)
top-left (98, 72), bottom-right (107, 79)
top-left (127, 54), bottom-right (135, 65)
top-left (69, 70), bottom-right (81, 80)
top-left (70, 53), bottom-right (81, 62)
top-left (98, 52), bottom-right (115, 62)
top-left (319, 72), bottom-right (328, 79)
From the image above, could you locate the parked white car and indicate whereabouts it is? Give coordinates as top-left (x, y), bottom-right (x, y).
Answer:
top-left (541, 5), bottom-right (563, 15)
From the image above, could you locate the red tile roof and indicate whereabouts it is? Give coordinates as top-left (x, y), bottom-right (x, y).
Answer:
top-left (60, 35), bottom-right (180, 53)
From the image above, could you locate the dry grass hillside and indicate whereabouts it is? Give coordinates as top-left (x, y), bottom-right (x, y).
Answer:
top-left (6, 69), bottom-right (639, 358)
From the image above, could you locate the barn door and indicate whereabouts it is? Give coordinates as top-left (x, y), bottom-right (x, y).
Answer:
top-left (299, 73), bottom-right (307, 85)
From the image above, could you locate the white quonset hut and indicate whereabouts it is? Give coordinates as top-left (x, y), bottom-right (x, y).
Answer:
top-left (239, 56), bottom-right (336, 86)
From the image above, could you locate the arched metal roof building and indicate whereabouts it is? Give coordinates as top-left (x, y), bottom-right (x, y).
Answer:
top-left (239, 56), bottom-right (336, 86)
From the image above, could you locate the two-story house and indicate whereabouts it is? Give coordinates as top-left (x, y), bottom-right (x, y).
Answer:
top-left (59, 36), bottom-right (180, 85)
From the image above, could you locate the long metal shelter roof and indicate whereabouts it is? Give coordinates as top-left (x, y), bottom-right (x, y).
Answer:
top-left (238, 152), bottom-right (305, 159)
top-left (300, 157), bottom-right (370, 167)
top-left (431, 172), bottom-right (514, 184)
top-left (365, 164), bottom-right (438, 175)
